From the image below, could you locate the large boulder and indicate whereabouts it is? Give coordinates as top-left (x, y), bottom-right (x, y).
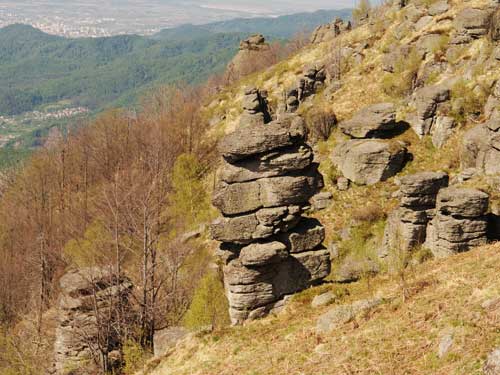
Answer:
top-left (461, 113), bottom-right (500, 175)
top-left (218, 144), bottom-right (313, 184)
top-left (339, 103), bottom-right (398, 138)
top-left (426, 188), bottom-right (489, 258)
top-left (332, 139), bottom-right (408, 185)
top-left (454, 8), bottom-right (493, 41)
top-left (381, 172), bottom-right (449, 257)
top-left (409, 84), bottom-right (451, 137)
top-left (218, 115), bottom-right (307, 162)
top-left (212, 173), bottom-right (321, 216)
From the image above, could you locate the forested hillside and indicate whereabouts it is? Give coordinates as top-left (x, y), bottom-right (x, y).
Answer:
top-left (0, 24), bottom-right (241, 116)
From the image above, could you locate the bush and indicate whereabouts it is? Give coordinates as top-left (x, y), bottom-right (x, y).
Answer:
top-left (183, 271), bottom-right (230, 331)
top-left (352, 203), bottom-right (385, 223)
top-left (169, 153), bottom-right (212, 228)
top-left (449, 79), bottom-right (488, 124)
top-left (123, 339), bottom-right (150, 374)
top-left (382, 48), bottom-right (421, 98)
top-left (306, 107), bottom-right (337, 143)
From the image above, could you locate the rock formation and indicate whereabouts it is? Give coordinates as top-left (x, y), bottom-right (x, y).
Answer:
top-left (280, 66), bottom-right (327, 115)
top-left (332, 139), bottom-right (408, 185)
top-left (408, 83), bottom-right (451, 138)
top-left (485, 347), bottom-right (500, 375)
top-left (240, 86), bottom-right (271, 126)
top-left (452, 7), bottom-right (493, 44)
top-left (381, 172), bottom-right (449, 257)
top-left (211, 106), bottom-right (330, 324)
top-left (462, 109), bottom-right (500, 175)
top-left (226, 34), bottom-right (271, 80)
top-left (339, 103), bottom-right (398, 138)
top-left (310, 18), bottom-right (351, 44)
top-left (53, 268), bottom-right (133, 374)
top-left (426, 188), bottom-right (489, 258)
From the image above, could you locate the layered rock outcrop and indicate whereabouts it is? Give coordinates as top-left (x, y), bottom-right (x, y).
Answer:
top-left (310, 18), bottom-right (351, 44)
top-left (452, 8), bottom-right (493, 44)
top-left (53, 268), bottom-right (133, 374)
top-left (426, 188), bottom-right (489, 258)
top-left (211, 108), bottom-right (329, 324)
top-left (381, 172), bottom-right (449, 257)
top-left (226, 34), bottom-right (271, 79)
top-left (333, 103), bottom-right (410, 185)
top-left (462, 109), bottom-right (500, 175)
top-left (240, 87), bottom-right (271, 126)
top-left (280, 66), bottom-right (327, 114)
top-left (408, 83), bottom-right (451, 138)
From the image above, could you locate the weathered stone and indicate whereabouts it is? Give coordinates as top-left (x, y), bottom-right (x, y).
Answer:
top-left (218, 115), bottom-right (307, 162)
top-left (311, 18), bottom-right (351, 44)
top-left (490, 9), bottom-right (500, 42)
top-left (409, 84), bottom-right (451, 137)
top-left (332, 139), bottom-right (408, 185)
top-left (218, 144), bottom-right (313, 184)
top-left (213, 173), bottom-right (320, 216)
top-left (211, 206), bottom-right (302, 244)
top-left (416, 33), bottom-right (445, 58)
top-left (339, 103), bottom-right (398, 139)
top-left (153, 327), bottom-right (188, 358)
top-left (337, 177), bottom-right (350, 191)
top-left (454, 8), bottom-right (492, 39)
top-left (316, 298), bottom-right (382, 334)
top-left (382, 172), bottom-right (449, 257)
top-left (311, 191), bottom-right (333, 211)
top-left (432, 116), bottom-right (456, 149)
top-left (279, 218), bottom-right (325, 253)
top-left (438, 333), bottom-right (454, 358)
top-left (239, 241), bottom-right (288, 266)
top-left (398, 171), bottom-right (449, 197)
top-left (54, 268), bottom-right (133, 374)
top-left (437, 188), bottom-right (489, 218)
top-left (484, 348), bottom-right (500, 375)
top-left (336, 256), bottom-right (380, 282)
top-left (427, 188), bottom-right (489, 258)
top-left (311, 291), bottom-right (336, 308)
top-left (429, 1), bottom-right (449, 16)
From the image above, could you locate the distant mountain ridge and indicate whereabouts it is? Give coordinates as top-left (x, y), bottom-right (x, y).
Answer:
top-left (153, 9), bottom-right (352, 41)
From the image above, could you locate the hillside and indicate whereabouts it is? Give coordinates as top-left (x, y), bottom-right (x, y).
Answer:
top-left (0, 24), bottom-right (240, 116)
top-left (140, 0), bottom-right (500, 373)
top-left (1, 0), bottom-right (500, 374)
top-left (146, 243), bottom-right (500, 375)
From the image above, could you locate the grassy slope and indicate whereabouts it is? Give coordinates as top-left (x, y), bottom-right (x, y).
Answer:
top-left (147, 243), bottom-right (500, 375)
top-left (140, 1), bottom-right (500, 374)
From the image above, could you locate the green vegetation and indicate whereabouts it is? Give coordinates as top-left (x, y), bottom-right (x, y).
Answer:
top-left (0, 24), bottom-right (243, 116)
top-left (169, 153), bottom-right (213, 229)
top-left (183, 271), bottom-right (230, 331)
top-left (154, 9), bottom-right (352, 41)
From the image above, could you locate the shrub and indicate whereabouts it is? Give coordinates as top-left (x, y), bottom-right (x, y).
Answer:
top-left (169, 153), bottom-right (212, 228)
top-left (183, 271), bottom-right (230, 331)
top-left (352, 203), bottom-right (385, 223)
top-left (449, 79), bottom-right (488, 124)
top-left (382, 48), bottom-right (421, 98)
top-left (123, 339), bottom-right (150, 374)
top-left (306, 107), bottom-right (337, 143)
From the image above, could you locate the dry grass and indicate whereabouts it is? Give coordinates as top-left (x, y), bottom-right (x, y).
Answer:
top-left (144, 243), bottom-right (500, 375)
